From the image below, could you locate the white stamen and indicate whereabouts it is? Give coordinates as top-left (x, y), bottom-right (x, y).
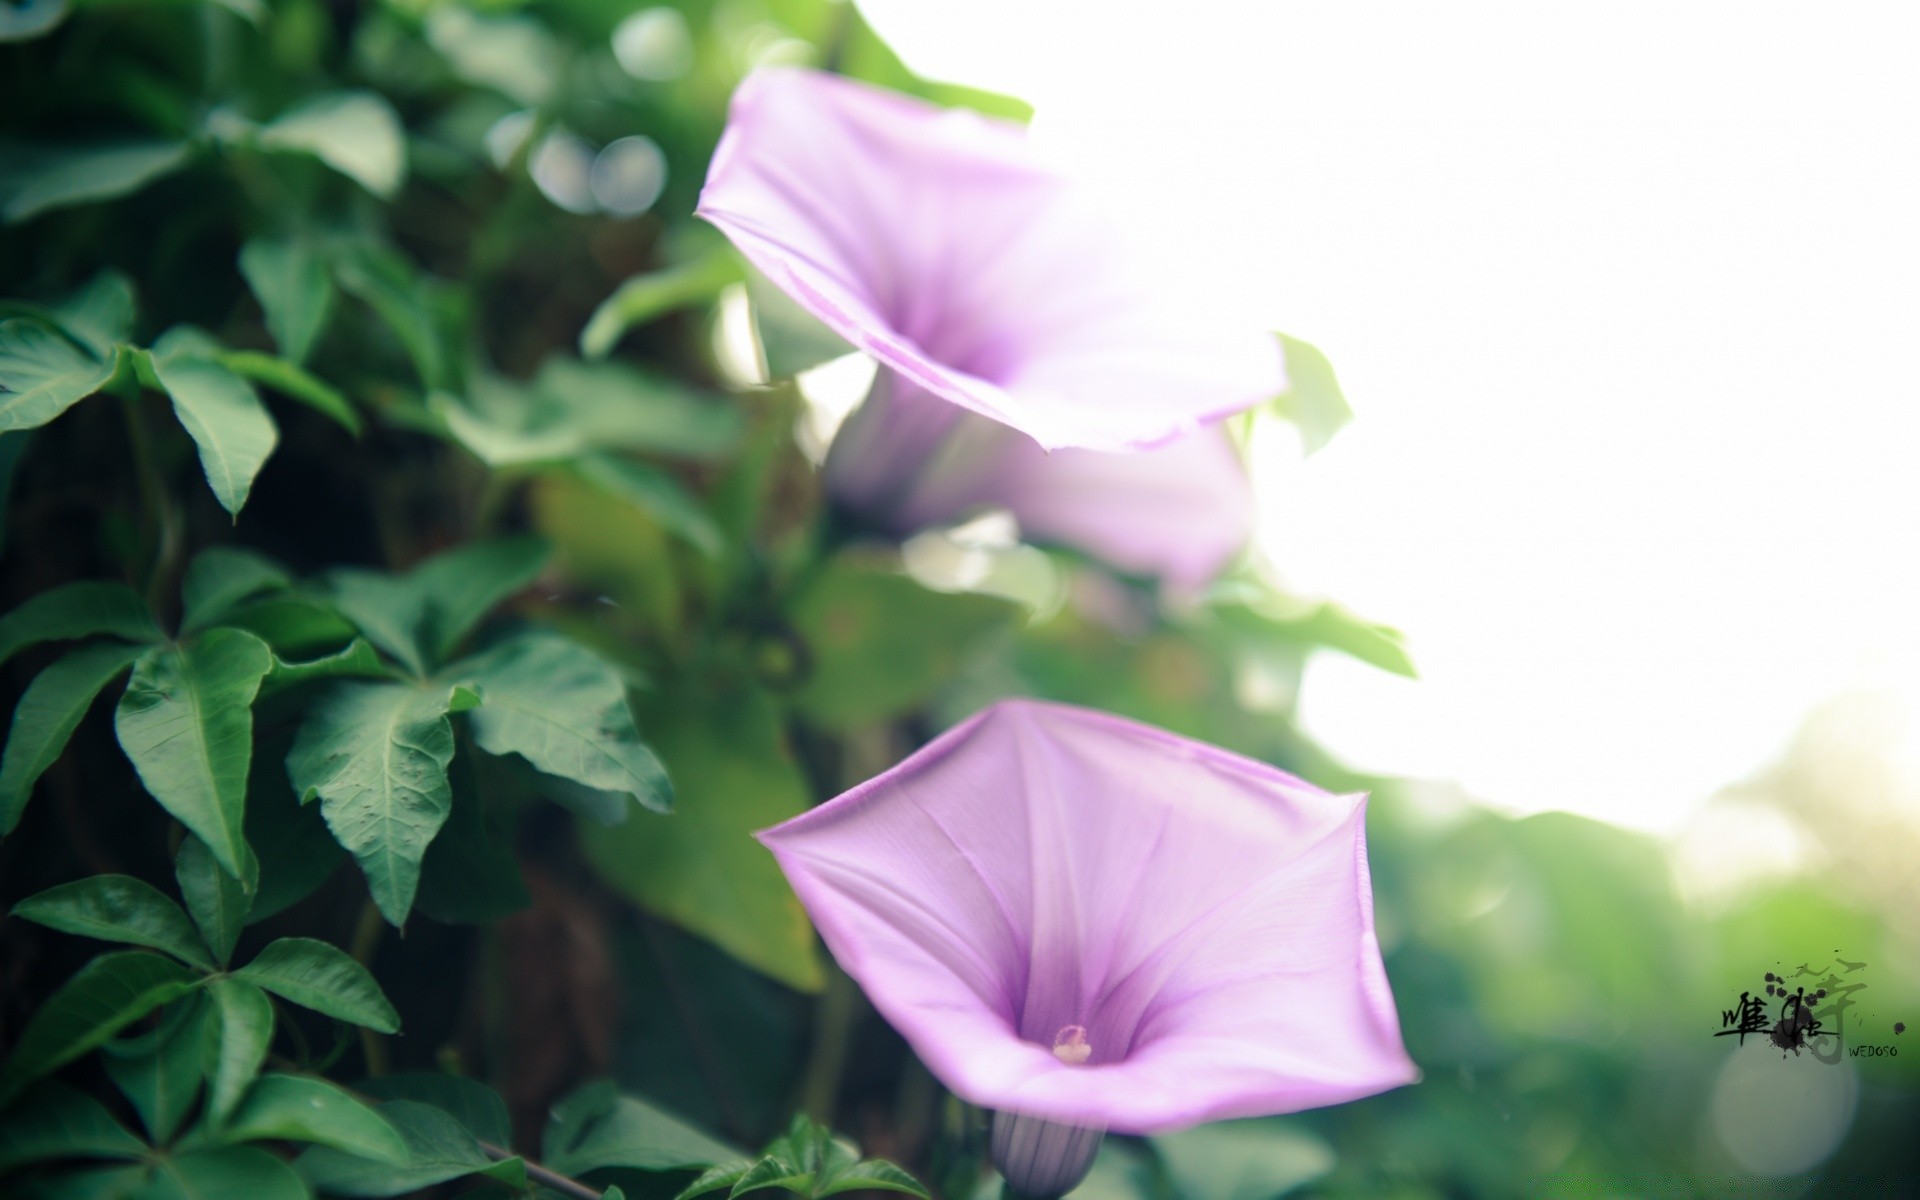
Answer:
top-left (1052, 1024), bottom-right (1091, 1065)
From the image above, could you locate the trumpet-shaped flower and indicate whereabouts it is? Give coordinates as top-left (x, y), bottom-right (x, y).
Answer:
top-left (696, 69), bottom-right (1280, 583)
top-left (757, 699), bottom-right (1417, 1147)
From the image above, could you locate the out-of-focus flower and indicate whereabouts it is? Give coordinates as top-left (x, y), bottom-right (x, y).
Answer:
top-left (697, 68), bottom-right (1280, 585)
top-left (758, 700), bottom-right (1416, 1194)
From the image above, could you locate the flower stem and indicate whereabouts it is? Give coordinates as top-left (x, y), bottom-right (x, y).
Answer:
top-left (350, 899), bottom-right (391, 1077)
top-left (797, 965), bottom-right (861, 1126)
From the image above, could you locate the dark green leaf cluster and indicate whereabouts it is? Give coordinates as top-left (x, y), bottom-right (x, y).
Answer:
top-left (677, 1114), bottom-right (928, 1200)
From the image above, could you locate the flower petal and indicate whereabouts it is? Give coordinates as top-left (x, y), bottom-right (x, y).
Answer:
top-left (757, 700), bottom-right (1416, 1134)
top-left (699, 68), bottom-right (1283, 452)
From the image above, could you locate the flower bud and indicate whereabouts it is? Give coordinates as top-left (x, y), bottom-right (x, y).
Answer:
top-left (990, 1110), bottom-right (1103, 1200)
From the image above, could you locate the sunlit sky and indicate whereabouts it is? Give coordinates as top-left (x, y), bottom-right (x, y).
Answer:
top-left (859, 0), bottom-right (1920, 832)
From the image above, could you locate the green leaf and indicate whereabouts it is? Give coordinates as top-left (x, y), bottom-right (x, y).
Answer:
top-left (534, 358), bottom-right (741, 460)
top-left (580, 252), bottom-right (745, 359)
top-left (50, 271), bottom-right (137, 358)
top-left (406, 535), bottom-right (549, 663)
top-left (571, 456), bottom-right (723, 557)
top-left (330, 244), bottom-right (445, 389)
top-left (180, 548), bottom-right (289, 633)
top-left (815, 1161), bottom-right (927, 1199)
top-left (232, 938), bottom-right (398, 1033)
top-left (0, 0), bottom-right (68, 44)
top-left (322, 571), bottom-right (429, 676)
top-left (1222, 595), bottom-right (1416, 679)
top-left (0, 580), bottom-right (160, 671)
top-left (296, 1099), bottom-right (496, 1197)
top-left (675, 1162), bottom-right (755, 1200)
top-left (786, 560), bottom-right (1019, 732)
top-left (10, 875), bottom-right (212, 970)
top-left (412, 754), bottom-right (528, 924)
top-left (0, 140), bottom-right (191, 225)
top-left (0, 1081), bottom-right (148, 1174)
top-left (0, 952), bottom-right (200, 1104)
top-left (115, 629), bottom-right (273, 885)
top-left (143, 1145), bottom-right (307, 1200)
top-left (219, 1075), bottom-right (405, 1162)
top-left (238, 237), bottom-right (334, 366)
top-left (175, 836), bottom-right (249, 967)
top-left (257, 92), bottom-right (406, 199)
top-left (0, 319), bottom-right (118, 432)
top-left (358, 1072), bottom-right (509, 1146)
top-left (200, 978), bottom-right (273, 1125)
top-left (457, 631), bottom-right (669, 813)
top-left (1272, 334), bottom-right (1353, 456)
top-left (0, 641), bottom-right (146, 835)
top-left (544, 1086), bottom-right (738, 1177)
top-left (100, 995), bottom-right (206, 1143)
top-left (217, 594), bottom-right (356, 658)
top-left (148, 351), bottom-right (279, 517)
top-left (9, 1163), bottom-right (150, 1200)
top-left (728, 1155), bottom-right (813, 1199)
top-left (242, 771), bottom-right (344, 925)
top-left (285, 681), bottom-right (456, 925)
top-left (745, 270), bottom-right (851, 380)
top-left (1151, 1120), bottom-right (1336, 1200)
top-left (265, 640), bottom-right (395, 691)
top-left (215, 351), bottom-right (357, 435)
top-left (581, 688), bottom-right (821, 992)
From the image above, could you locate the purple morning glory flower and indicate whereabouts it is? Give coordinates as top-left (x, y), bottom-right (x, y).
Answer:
top-left (757, 699), bottom-right (1417, 1188)
top-left (696, 68), bottom-right (1280, 584)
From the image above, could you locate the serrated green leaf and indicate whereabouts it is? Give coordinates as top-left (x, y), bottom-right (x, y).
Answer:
top-left (218, 1075), bottom-right (406, 1162)
top-left (457, 631), bottom-right (668, 813)
top-left (285, 681), bottom-right (455, 924)
top-left (359, 1072), bottom-right (509, 1146)
top-left (571, 456), bottom-right (722, 557)
top-left (100, 995), bottom-right (206, 1143)
top-left (295, 1098), bottom-right (493, 1197)
top-left (175, 837), bottom-right (249, 966)
top-left (1272, 334), bottom-right (1352, 456)
top-left (180, 548), bottom-right (289, 633)
top-left (215, 351), bottom-right (357, 435)
top-left (257, 92), bottom-right (406, 199)
top-left (581, 688), bottom-right (819, 992)
top-left (0, 580), bottom-right (160, 671)
top-left (580, 253), bottom-right (743, 359)
top-left (115, 630), bottom-right (273, 885)
top-left (143, 1145), bottom-right (307, 1200)
top-left (0, 952), bottom-right (200, 1104)
top-left (0, 319), bottom-right (118, 432)
top-left (264, 640), bottom-right (395, 692)
top-left (0, 1081), bottom-right (149, 1174)
top-left (543, 1087), bottom-right (738, 1177)
top-left (149, 352), bottom-right (279, 518)
top-left (237, 237), bottom-right (334, 367)
top-left (0, 140), bottom-right (191, 225)
top-left (232, 938), bottom-right (397, 1032)
top-left (786, 560), bottom-right (1019, 732)
top-left (200, 978), bottom-right (273, 1125)
top-left (10, 874), bottom-right (212, 970)
top-left (0, 641), bottom-right (146, 834)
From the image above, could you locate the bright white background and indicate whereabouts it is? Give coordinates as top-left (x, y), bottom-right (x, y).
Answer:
top-left (860, 0), bottom-right (1920, 833)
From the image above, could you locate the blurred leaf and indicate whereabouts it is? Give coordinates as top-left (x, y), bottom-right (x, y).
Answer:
top-left (0, 641), bottom-right (145, 835)
top-left (583, 687), bottom-right (821, 992)
top-left (0, 0), bottom-right (66, 44)
top-left (413, 751), bottom-right (529, 924)
top-left (331, 243), bottom-right (446, 389)
top-left (100, 995), bottom-right (205, 1144)
top-left (174, 836), bottom-right (249, 967)
top-left (296, 1098), bottom-right (505, 1197)
top-left (285, 680), bottom-right (456, 925)
top-left (232, 938), bottom-right (399, 1032)
top-left (544, 1082), bottom-right (738, 1177)
top-left (218, 1075), bottom-right (406, 1161)
top-left (200, 978), bottom-right (273, 1126)
top-left (571, 456), bottom-right (723, 557)
top-left (257, 92), bottom-right (406, 199)
top-left (265, 639), bottom-right (395, 691)
top-left (115, 630), bottom-right (273, 886)
top-left (0, 580), bottom-right (159, 671)
top-left (1219, 595), bottom-right (1416, 680)
top-left (46, 271), bottom-right (136, 358)
top-left (456, 630), bottom-right (670, 814)
top-left (442, 360), bottom-right (740, 467)
top-left (582, 253), bottom-right (745, 359)
top-left (786, 560), bottom-right (1019, 731)
top-left (10, 874), bottom-right (212, 970)
top-left (148, 349), bottom-right (279, 518)
top-left (0, 140), bottom-right (191, 225)
top-left (0, 952), bottom-right (200, 1104)
top-left (216, 351), bottom-right (358, 435)
top-left (0, 1081), bottom-right (147, 1175)
top-left (1271, 334), bottom-right (1351, 455)
top-left (324, 571), bottom-right (431, 675)
top-left (143, 1145), bottom-right (307, 1200)
top-left (744, 271), bottom-right (849, 380)
top-left (1151, 1119), bottom-right (1335, 1200)
top-left (219, 594), bottom-right (357, 658)
top-left (238, 236), bottom-right (334, 367)
top-left (0, 319), bottom-right (118, 432)
top-left (181, 548), bottom-right (290, 633)
top-left (358, 1072), bottom-right (509, 1147)
top-left (8, 1162), bottom-right (149, 1200)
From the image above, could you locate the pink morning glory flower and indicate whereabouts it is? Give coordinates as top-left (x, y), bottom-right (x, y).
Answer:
top-left (696, 68), bottom-right (1281, 584)
top-left (757, 700), bottom-right (1417, 1192)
